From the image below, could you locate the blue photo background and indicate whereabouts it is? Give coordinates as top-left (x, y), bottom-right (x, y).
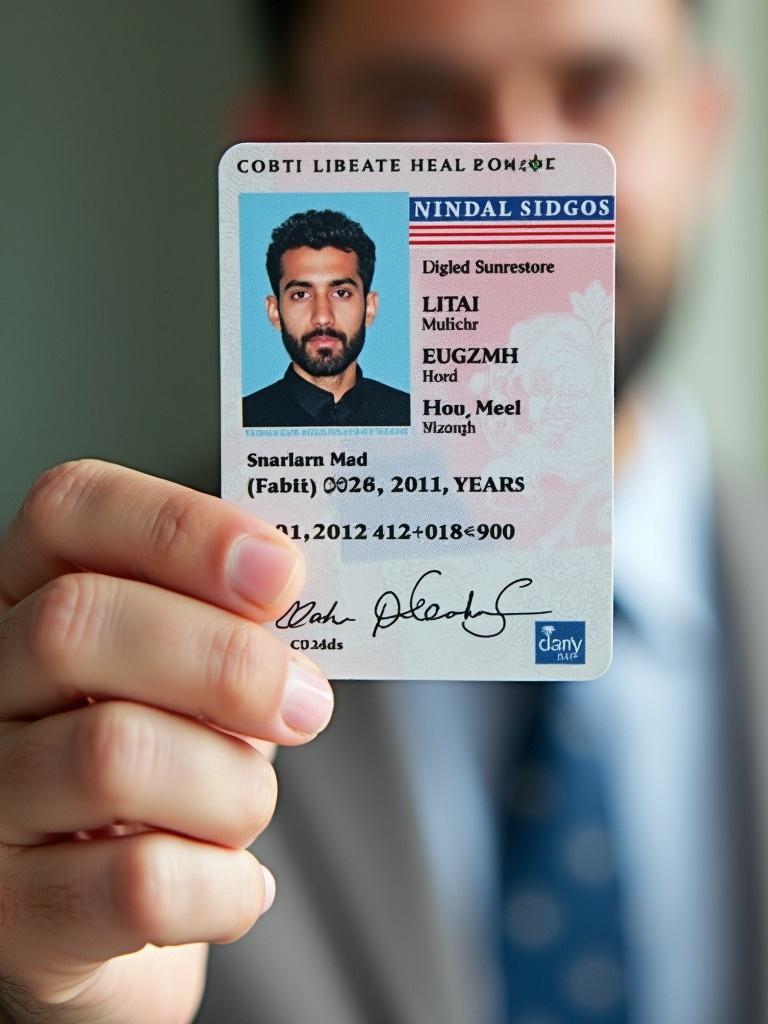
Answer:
top-left (240, 191), bottom-right (411, 396)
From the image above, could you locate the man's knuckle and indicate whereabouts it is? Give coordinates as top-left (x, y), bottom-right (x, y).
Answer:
top-left (113, 835), bottom-right (174, 941)
top-left (145, 494), bottom-right (209, 564)
top-left (29, 573), bottom-right (105, 686)
top-left (205, 622), bottom-right (264, 717)
top-left (215, 856), bottom-right (264, 943)
top-left (22, 460), bottom-right (105, 536)
top-left (239, 751), bottom-right (278, 845)
top-left (77, 702), bottom-right (153, 815)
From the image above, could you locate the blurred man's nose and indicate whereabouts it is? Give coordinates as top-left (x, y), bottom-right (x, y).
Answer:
top-left (488, 75), bottom-right (566, 142)
top-left (450, 68), bottom-right (573, 144)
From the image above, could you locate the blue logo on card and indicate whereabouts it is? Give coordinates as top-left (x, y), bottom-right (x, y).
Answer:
top-left (535, 621), bottom-right (586, 664)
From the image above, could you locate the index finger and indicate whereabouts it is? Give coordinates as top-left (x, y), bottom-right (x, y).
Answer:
top-left (0, 460), bottom-right (304, 620)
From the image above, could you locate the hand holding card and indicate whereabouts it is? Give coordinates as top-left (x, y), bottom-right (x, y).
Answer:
top-left (0, 461), bottom-right (331, 1021)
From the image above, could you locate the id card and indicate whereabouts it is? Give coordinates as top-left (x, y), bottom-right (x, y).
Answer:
top-left (219, 143), bottom-right (614, 680)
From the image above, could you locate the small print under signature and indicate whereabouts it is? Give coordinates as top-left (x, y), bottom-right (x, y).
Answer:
top-left (372, 569), bottom-right (552, 639)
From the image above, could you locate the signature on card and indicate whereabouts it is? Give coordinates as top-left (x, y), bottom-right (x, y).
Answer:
top-left (372, 569), bottom-right (551, 639)
top-left (274, 570), bottom-right (551, 640)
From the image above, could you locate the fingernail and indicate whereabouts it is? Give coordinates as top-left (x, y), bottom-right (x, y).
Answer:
top-left (260, 865), bottom-right (276, 915)
top-left (228, 537), bottom-right (300, 609)
top-left (281, 662), bottom-right (334, 736)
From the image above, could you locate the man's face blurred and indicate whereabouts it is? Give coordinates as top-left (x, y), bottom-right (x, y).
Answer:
top-left (268, 0), bottom-right (720, 398)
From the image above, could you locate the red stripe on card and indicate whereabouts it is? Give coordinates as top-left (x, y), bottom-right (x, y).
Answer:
top-left (409, 231), bottom-right (615, 238)
top-left (409, 223), bottom-right (615, 231)
top-left (408, 237), bottom-right (614, 245)
top-left (408, 232), bottom-right (616, 238)
top-left (409, 232), bottom-right (615, 239)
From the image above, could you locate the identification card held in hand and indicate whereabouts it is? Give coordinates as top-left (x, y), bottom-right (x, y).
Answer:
top-left (219, 142), bottom-right (614, 680)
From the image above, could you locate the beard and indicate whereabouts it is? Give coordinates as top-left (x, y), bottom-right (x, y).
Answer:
top-left (280, 320), bottom-right (366, 377)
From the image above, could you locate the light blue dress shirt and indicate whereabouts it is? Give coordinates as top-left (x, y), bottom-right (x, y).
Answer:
top-left (394, 388), bottom-right (739, 1023)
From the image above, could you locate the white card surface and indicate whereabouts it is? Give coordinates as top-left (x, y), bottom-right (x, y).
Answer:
top-left (220, 142), bottom-right (614, 680)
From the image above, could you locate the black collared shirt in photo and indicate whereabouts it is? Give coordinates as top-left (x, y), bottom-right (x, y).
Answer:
top-left (242, 365), bottom-right (410, 428)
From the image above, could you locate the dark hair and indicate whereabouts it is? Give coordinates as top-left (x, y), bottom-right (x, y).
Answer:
top-left (266, 208), bottom-right (376, 295)
top-left (247, 1), bottom-right (310, 85)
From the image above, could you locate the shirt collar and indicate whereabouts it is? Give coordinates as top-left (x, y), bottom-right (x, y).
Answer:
top-left (614, 385), bottom-right (719, 648)
top-left (284, 363), bottom-right (366, 422)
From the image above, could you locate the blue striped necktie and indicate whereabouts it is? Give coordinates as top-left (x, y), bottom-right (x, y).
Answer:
top-left (499, 681), bottom-right (629, 1023)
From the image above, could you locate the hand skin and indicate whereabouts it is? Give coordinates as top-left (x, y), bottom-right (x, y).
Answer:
top-left (0, 460), bottom-right (335, 1024)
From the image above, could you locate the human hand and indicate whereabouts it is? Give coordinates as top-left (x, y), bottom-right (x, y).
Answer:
top-left (0, 460), bottom-right (334, 1024)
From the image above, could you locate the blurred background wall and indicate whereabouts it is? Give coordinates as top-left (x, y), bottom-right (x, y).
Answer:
top-left (1, 0), bottom-right (766, 528)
